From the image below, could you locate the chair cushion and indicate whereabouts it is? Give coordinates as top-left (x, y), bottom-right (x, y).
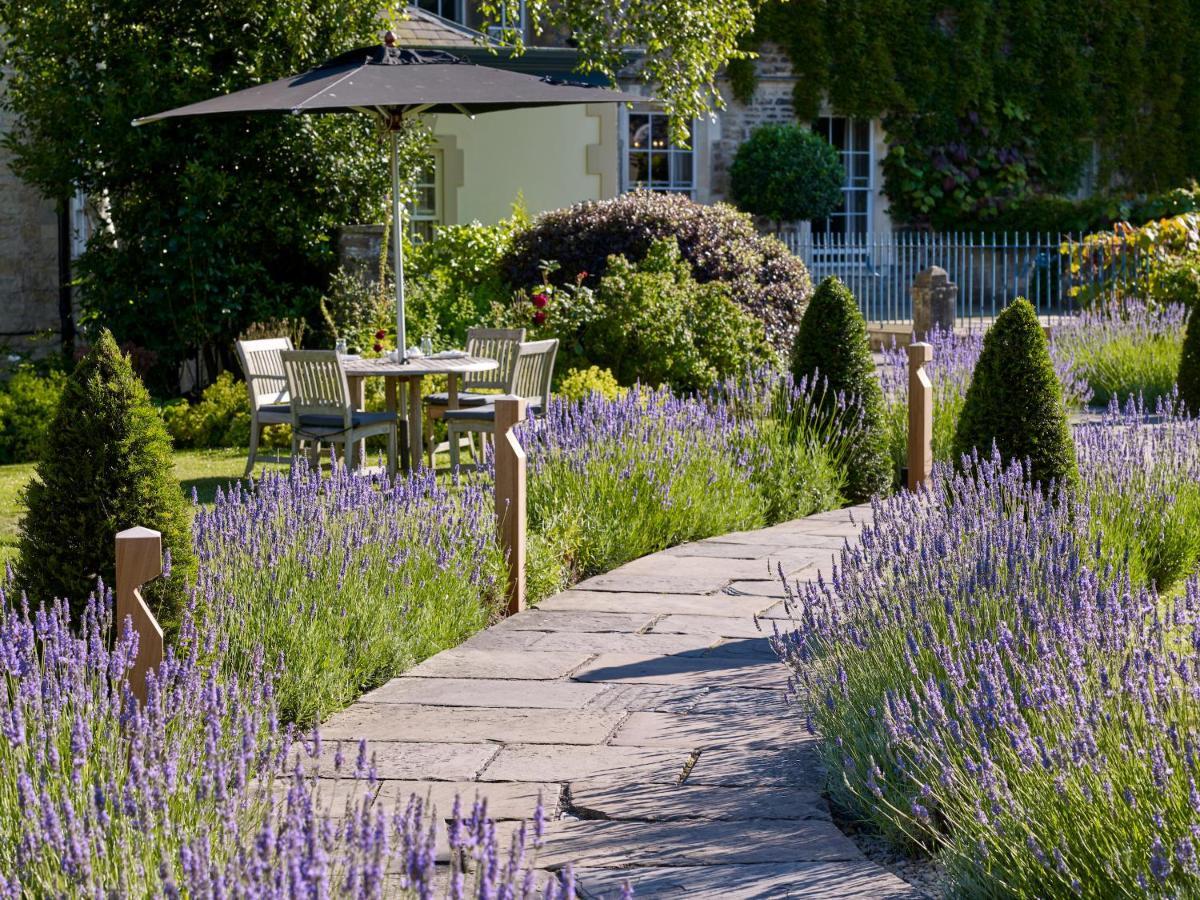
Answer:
top-left (443, 403), bottom-right (543, 424)
top-left (298, 411), bottom-right (397, 430)
top-left (424, 391), bottom-right (490, 408)
top-left (259, 403), bottom-right (291, 416)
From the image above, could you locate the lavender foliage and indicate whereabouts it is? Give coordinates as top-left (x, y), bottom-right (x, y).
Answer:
top-left (193, 460), bottom-right (505, 726)
top-left (776, 402), bottom-right (1200, 896)
top-left (0, 587), bottom-right (580, 897)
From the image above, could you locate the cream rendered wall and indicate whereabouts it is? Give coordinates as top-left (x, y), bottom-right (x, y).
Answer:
top-left (427, 104), bottom-right (607, 225)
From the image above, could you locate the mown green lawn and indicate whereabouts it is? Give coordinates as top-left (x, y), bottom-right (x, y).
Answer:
top-left (0, 449), bottom-right (291, 566)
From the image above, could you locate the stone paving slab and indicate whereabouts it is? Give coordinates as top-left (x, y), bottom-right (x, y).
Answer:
top-left (539, 590), bottom-right (775, 617)
top-left (362, 677), bottom-right (610, 709)
top-left (321, 704), bottom-right (623, 745)
top-left (572, 653), bottom-right (786, 690)
top-left (482, 744), bottom-right (688, 783)
top-left (607, 710), bottom-right (807, 749)
top-left (572, 862), bottom-right (918, 899)
top-left (402, 648), bottom-right (595, 680)
top-left (568, 781), bottom-right (828, 822)
top-left (319, 504), bottom-right (915, 897)
top-left (527, 631), bottom-right (716, 656)
top-left (536, 819), bottom-right (861, 867)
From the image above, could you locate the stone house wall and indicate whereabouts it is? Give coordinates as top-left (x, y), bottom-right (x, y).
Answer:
top-left (0, 103), bottom-right (61, 352)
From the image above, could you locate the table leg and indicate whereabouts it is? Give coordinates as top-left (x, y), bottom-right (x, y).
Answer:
top-left (408, 377), bottom-right (423, 468)
top-left (347, 375), bottom-right (366, 410)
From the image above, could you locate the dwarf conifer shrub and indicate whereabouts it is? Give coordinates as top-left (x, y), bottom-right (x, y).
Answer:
top-left (789, 277), bottom-right (892, 501)
top-left (499, 190), bottom-right (812, 350)
top-left (1179, 302), bottom-right (1200, 415)
top-left (952, 298), bottom-right (1077, 488)
top-left (17, 330), bottom-right (195, 626)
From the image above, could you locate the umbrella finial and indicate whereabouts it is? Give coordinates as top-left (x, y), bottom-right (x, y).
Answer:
top-left (383, 29), bottom-right (397, 47)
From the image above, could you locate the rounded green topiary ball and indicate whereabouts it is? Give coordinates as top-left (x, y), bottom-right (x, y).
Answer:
top-left (790, 276), bottom-right (892, 501)
top-left (730, 123), bottom-right (844, 224)
top-left (952, 298), bottom-right (1078, 489)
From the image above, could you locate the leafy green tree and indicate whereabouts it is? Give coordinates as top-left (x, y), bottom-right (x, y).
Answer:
top-left (477, 0), bottom-right (761, 141)
top-left (790, 277), bottom-right (892, 501)
top-left (953, 298), bottom-right (1077, 489)
top-left (730, 124), bottom-right (843, 227)
top-left (17, 331), bottom-right (195, 627)
top-left (0, 0), bottom-right (409, 392)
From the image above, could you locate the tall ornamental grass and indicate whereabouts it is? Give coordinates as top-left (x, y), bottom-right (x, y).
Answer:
top-left (776, 404), bottom-right (1200, 897)
top-left (194, 463), bottom-right (505, 726)
top-left (1052, 301), bottom-right (1187, 407)
top-left (0, 588), bottom-right (565, 898)
top-left (519, 372), bottom-right (853, 582)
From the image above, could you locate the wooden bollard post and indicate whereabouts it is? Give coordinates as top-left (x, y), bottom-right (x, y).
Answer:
top-left (906, 342), bottom-right (934, 492)
top-left (115, 527), bottom-right (165, 704)
top-left (493, 396), bottom-right (527, 616)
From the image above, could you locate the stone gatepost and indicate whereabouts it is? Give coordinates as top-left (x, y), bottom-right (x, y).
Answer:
top-left (911, 266), bottom-right (957, 338)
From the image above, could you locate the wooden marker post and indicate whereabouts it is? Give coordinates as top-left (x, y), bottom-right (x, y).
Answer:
top-left (906, 342), bottom-right (934, 492)
top-left (493, 397), bottom-right (528, 616)
top-left (115, 527), bottom-right (165, 704)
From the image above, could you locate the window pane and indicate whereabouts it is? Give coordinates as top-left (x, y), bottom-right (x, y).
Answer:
top-left (830, 117), bottom-right (846, 150)
top-left (672, 151), bottom-right (693, 186)
top-left (852, 153), bottom-right (871, 184)
top-left (629, 152), bottom-right (650, 186)
top-left (847, 190), bottom-right (869, 214)
top-left (629, 114), bottom-right (650, 149)
top-left (650, 152), bottom-right (669, 184)
top-left (853, 118), bottom-right (870, 150)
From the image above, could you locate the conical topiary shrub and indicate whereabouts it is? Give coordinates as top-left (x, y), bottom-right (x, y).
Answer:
top-left (952, 298), bottom-right (1077, 488)
top-left (1179, 303), bottom-right (1200, 415)
top-left (790, 276), bottom-right (892, 501)
top-left (17, 330), bottom-right (195, 626)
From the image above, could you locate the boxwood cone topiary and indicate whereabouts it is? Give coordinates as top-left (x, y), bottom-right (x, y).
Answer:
top-left (1181, 302), bottom-right (1200, 415)
top-left (952, 298), bottom-right (1078, 488)
top-left (17, 329), bottom-right (195, 627)
top-left (790, 277), bottom-right (892, 501)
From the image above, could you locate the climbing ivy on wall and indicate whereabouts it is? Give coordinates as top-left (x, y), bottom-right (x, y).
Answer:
top-left (735, 0), bottom-right (1200, 228)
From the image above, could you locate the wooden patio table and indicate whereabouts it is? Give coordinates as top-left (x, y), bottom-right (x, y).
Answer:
top-left (342, 353), bottom-right (498, 470)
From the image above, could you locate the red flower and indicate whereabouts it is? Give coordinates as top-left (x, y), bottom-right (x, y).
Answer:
top-left (532, 293), bottom-right (549, 309)
top-left (373, 342), bottom-right (383, 353)
top-left (375, 329), bottom-right (387, 340)
top-left (532, 310), bottom-right (547, 326)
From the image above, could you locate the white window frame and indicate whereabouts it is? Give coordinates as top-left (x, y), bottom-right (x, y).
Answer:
top-left (486, 0), bottom-right (527, 39)
top-left (810, 116), bottom-right (874, 240)
top-left (621, 109), bottom-right (695, 196)
top-left (408, 151), bottom-right (443, 243)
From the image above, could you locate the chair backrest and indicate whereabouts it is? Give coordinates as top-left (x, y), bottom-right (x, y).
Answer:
top-left (464, 327), bottom-right (525, 391)
top-left (280, 350), bottom-right (352, 428)
top-left (511, 339), bottom-right (559, 409)
top-left (237, 337), bottom-right (293, 410)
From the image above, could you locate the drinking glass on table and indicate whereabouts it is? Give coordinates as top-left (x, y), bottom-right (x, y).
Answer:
top-left (420, 335), bottom-right (433, 357)
top-left (335, 338), bottom-right (348, 356)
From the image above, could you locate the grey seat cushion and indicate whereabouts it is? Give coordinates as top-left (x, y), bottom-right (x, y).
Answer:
top-left (444, 403), bottom-right (542, 424)
top-left (260, 403), bottom-right (291, 415)
top-left (424, 391), bottom-right (490, 408)
top-left (297, 411), bottom-right (398, 432)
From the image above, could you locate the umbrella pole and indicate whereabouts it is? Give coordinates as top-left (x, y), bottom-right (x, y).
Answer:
top-left (390, 127), bottom-right (407, 361)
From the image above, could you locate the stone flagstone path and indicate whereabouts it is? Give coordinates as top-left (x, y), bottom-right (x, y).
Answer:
top-left (321, 504), bottom-right (918, 898)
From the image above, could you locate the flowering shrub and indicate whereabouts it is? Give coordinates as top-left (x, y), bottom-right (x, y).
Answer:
top-left (1051, 301), bottom-right (1187, 406)
top-left (776, 402), bottom-right (1200, 895)
top-left (555, 366), bottom-right (625, 402)
top-left (194, 462), bottom-right (505, 726)
top-left (500, 190), bottom-right (812, 351)
top-left (0, 588), bottom-right (567, 897)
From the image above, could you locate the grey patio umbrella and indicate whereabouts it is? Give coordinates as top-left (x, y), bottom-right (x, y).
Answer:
top-left (135, 37), bottom-right (644, 359)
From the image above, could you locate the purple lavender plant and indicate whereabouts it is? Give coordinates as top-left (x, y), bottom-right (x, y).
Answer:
top-left (192, 460), bottom-right (505, 726)
top-left (774, 401), bottom-right (1200, 895)
top-left (0, 585), bottom-right (586, 897)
